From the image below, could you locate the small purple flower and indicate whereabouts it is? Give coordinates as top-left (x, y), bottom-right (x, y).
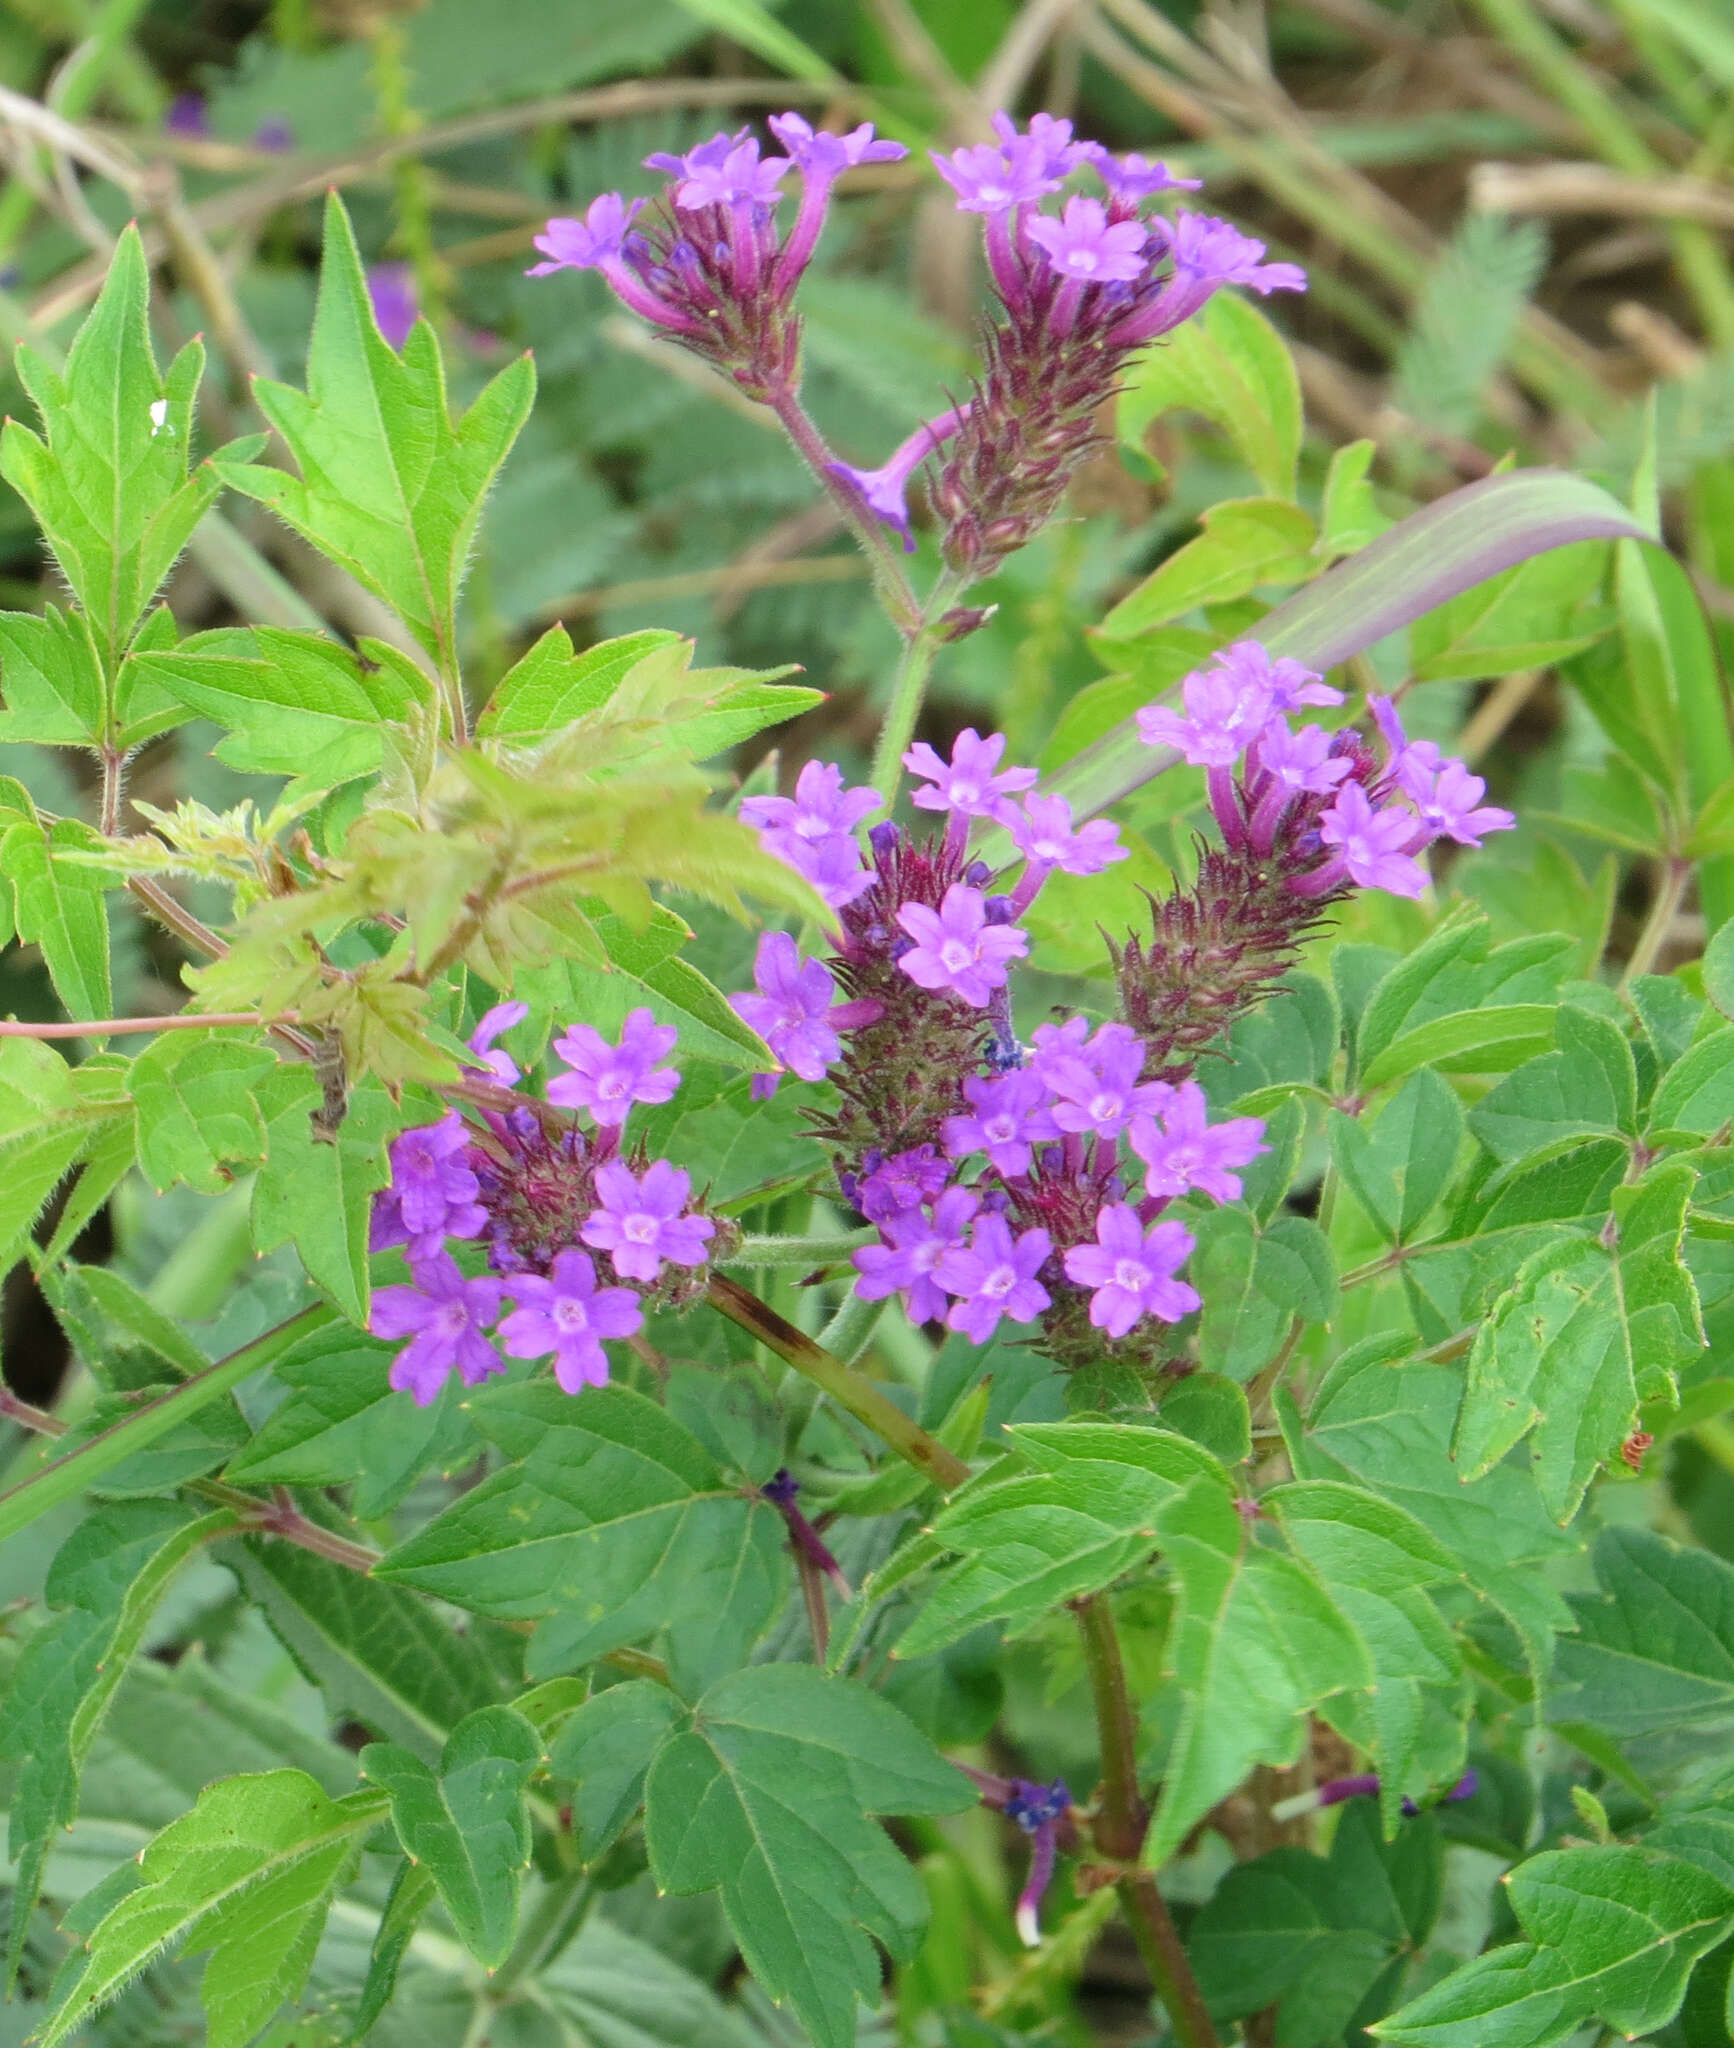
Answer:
top-left (1159, 211), bottom-right (1307, 302)
top-left (165, 93), bottom-right (211, 140)
top-left (1008, 793), bottom-right (1127, 877)
top-left (498, 1247), bottom-right (643, 1394)
top-left (1137, 658), bottom-right (1277, 768)
top-left (548, 1007), bottom-right (680, 1126)
top-left (1082, 144), bottom-right (1201, 199)
top-left (1258, 721), bottom-right (1352, 797)
top-left (730, 931), bottom-right (862, 1092)
top-left (367, 264), bottom-right (419, 350)
top-left (741, 759), bottom-right (881, 842)
top-left (1044, 1021), bottom-right (1170, 1139)
top-left (896, 885), bottom-right (1029, 1007)
top-left (853, 1185), bottom-right (979, 1323)
top-left (1001, 111), bottom-right (1082, 183)
top-left (371, 1252), bottom-right (505, 1405)
top-left (1026, 197), bottom-right (1148, 282)
top-left (943, 1070), bottom-right (1062, 1177)
top-left (468, 1000), bottom-right (529, 1085)
top-left (1063, 1207), bottom-right (1199, 1338)
top-left (1027, 1015), bottom-right (1092, 1091)
top-left (1396, 754), bottom-right (1515, 848)
top-left (935, 1214), bottom-right (1053, 1344)
top-left (932, 139), bottom-right (1062, 213)
top-left (1369, 694), bottom-right (1410, 757)
top-left (650, 131), bottom-right (790, 210)
top-left (388, 1115), bottom-right (485, 1246)
top-left (830, 406), bottom-right (969, 547)
top-left (1318, 783), bottom-right (1430, 898)
top-left (1129, 1082), bottom-right (1268, 1204)
top-left (1006, 1777), bottom-right (1071, 1948)
top-left (1214, 642), bottom-right (1343, 713)
top-left (527, 194), bottom-right (644, 276)
top-left (903, 729), bottom-right (1038, 819)
top-left (857, 1145), bottom-right (952, 1225)
top-left (767, 112), bottom-right (907, 178)
top-left (581, 1159), bottom-right (714, 1282)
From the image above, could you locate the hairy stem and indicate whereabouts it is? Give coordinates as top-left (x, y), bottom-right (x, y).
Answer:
top-left (1074, 1591), bottom-right (1146, 1860)
top-left (1623, 854), bottom-right (1691, 986)
top-left (767, 388), bottom-right (923, 633)
top-left (0, 1010), bottom-right (272, 1039)
top-left (869, 606), bottom-right (952, 809)
top-left (1117, 1872), bottom-right (1221, 2048)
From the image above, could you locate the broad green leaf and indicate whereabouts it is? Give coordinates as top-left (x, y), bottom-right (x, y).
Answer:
top-left (360, 1705), bottom-right (542, 1967)
top-left (1551, 1526), bottom-right (1734, 1738)
top-left (1649, 1026), bottom-right (1734, 1142)
top-left (1318, 438), bottom-right (1388, 558)
top-left (542, 1918), bottom-right (771, 2048)
top-left (2, 816), bottom-right (112, 1019)
top-left (1189, 1208), bottom-right (1337, 1381)
top-left (0, 226), bottom-right (222, 665)
top-left (249, 1067), bottom-right (406, 1322)
top-left (38, 1769), bottom-right (384, 2048)
top-left (0, 1500), bottom-right (232, 1984)
top-left (548, 1677), bottom-right (682, 1860)
top-left (477, 627), bottom-right (679, 737)
top-left (644, 1664), bottom-right (972, 2048)
top-left (1118, 292), bottom-right (1303, 499)
top-left (352, 1857), bottom-right (437, 2043)
top-left (375, 1381), bottom-right (787, 1682)
top-left (0, 606), bottom-right (105, 746)
top-left (1374, 1844), bottom-right (1734, 2046)
top-left (1145, 1476), bottom-right (1369, 1867)
top-left (1331, 1070), bottom-right (1464, 1243)
top-left (1410, 540), bottom-right (1611, 682)
top-left (1096, 498), bottom-right (1316, 642)
top-left (58, 1382), bottom-right (248, 1498)
top-left (896, 1422), bottom-right (1225, 1656)
top-left (1160, 1373), bottom-right (1252, 1465)
top-left (47, 1261), bottom-right (207, 1390)
top-left (129, 1034), bottom-right (275, 1194)
top-left (129, 628), bottom-right (432, 783)
top-left (1467, 1005), bottom-right (1637, 1165)
top-left (1456, 1163), bottom-right (1704, 1520)
top-left (216, 194), bottom-right (535, 681)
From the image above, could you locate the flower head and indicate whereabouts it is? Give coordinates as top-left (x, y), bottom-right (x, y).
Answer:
top-left (943, 1070), bottom-right (1062, 1177)
top-left (649, 130), bottom-right (790, 209)
top-left (527, 194), bottom-right (644, 275)
top-left (498, 1247), bottom-right (643, 1393)
top-left (1043, 1021), bottom-right (1171, 1139)
top-left (1008, 793), bottom-right (1127, 876)
top-left (1082, 144), bottom-right (1201, 199)
top-left (1137, 658), bottom-right (1277, 768)
top-left (1318, 783), bottom-right (1429, 898)
top-left (853, 1185), bottom-right (979, 1323)
top-left (904, 728), bottom-right (1038, 818)
top-left (767, 112), bottom-right (907, 177)
top-left (1025, 197), bottom-right (1148, 282)
top-left (580, 1158), bottom-right (714, 1282)
top-left (1396, 754), bottom-right (1515, 848)
top-left (370, 1252), bottom-right (505, 1405)
top-left (896, 885), bottom-right (1029, 1007)
top-left (731, 931), bottom-right (860, 1091)
top-left (1063, 1208), bottom-right (1199, 1338)
top-left (468, 1000), bottom-right (529, 1085)
top-left (386, 1115), bottom-right (485, 1247)
top-left (856, 1145), bottom-right (951, 1225)
top-left (548, 1007), bottom-right (681, 1125)
top-left (935, 1213), bottom-right (1053, 1343)
top-left (1129, 1081), bottom-right (1268, 1203)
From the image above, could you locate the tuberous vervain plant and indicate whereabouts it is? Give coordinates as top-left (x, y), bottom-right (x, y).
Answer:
top-left (3, 107), bottom-right (1734, 2048)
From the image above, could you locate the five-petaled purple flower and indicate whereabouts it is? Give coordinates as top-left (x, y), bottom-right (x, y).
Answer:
top-left (897, 885), bottom-right (1029, 1007)
top-left (944, 1070), bottom-right (1062, 1177)
top-left (935, 1213), bottom-right (1053, 1343)
top-left (1397, 753), bottom-right (1516, 848)
top-left (1257, 721), bottom-right (1352, 798)
top-left (1317, 784), bottom-right (1430, 899)
top-left (732, 931), bottom-right (877, 1097)
top-left (1044, 1021), bottom-right (1171, 1139)
top-left (1063, 1208), bottom-right (1200, 1338)
top-left (905, 728), bottom-right (1038, 818)
top-left (1026, 198), bottom-right (1148, 282)
top-left (932, 115), bottom-right (1075, 213)
top-left (499, 1247), bottom-right (643, 1393)
top-left (1007, 793), bottom-right (1127, 878)
top-left (853, 1185), bottom-right (980, 1324)
top-left (370, 1253), bottom-right (505, 1405)
top-left (855, 1145), bottom-right (951, 1225)
top-left (384, 1115), bottom-right (485, 1252)
top-left (1083, 144), bottom-right (1200, 199)
top-left (1130, 1082), bottom-right (1267, 1203)
top-left (742, 759), bottom-right (880, 907)
top-left (549, 1007), bottom-right (681, 1125)
top-left (528, 194), bottom-right (643, 275)
top-left (1138, 658), bottom-right (1276, 768)
top-left (581, 1159), bottom-right (715, 1282)
top-left (1155, 213), bottom-right (1307, 323)
top-left (647, 130), bottom-right (790, 210)
top-left (468, 1000), bottom-right (529, 1085)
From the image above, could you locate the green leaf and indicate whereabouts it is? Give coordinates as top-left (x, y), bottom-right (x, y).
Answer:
top-left (129, 628), bottom-right (433, 783)
top-left (1649, 1025), bottom-right (1734, 1142)
top-left (1190, 1209), bottom-right (1337, 1381)
top-left (0, 606), bottom-right (106, 746)
top-left (1551, 1526), bottom-right (1734, 1738)
top-left (2, 816), bottom-right (112, 1019)
top-left (38, 1769), bottom-right (384, 2048)
top-left (0, 1500), bottom-right (232, 1985)
top-left (668, 0), bottom-right (842, 81)
top-left (1410, 540), bottom-right (1611, 682)
top-left (47, 1260), bottom-right (207, 1390)
top-left (1455, 1162), bottom-right (1704, 1520)
top-left (1118, 292), bottom-right (1304, 499)
top-left (129, 1034), bottom-right (275, 1194)
top-left (1374, 1845), bottom-right (1734, 2046)
top-left (375, 1381), bottom-right (787, 1683)
top-left (548, 1677), bottom-right (682, 1860)
top-left (1331, 1070), bottom-right (1464, 1243)
top-left (351, 1856), bottom-right (437, 2043)
top-left (1392, 212), bottom-right (1547, 439)
top-left (644, 1663), bottom-right (972, 2048)
top-left (1145, 1476), bottom-right (1369, 1867)
top-left (360, 1705), bottom-right (541, 1967)
top-left (1467, 1005), bottom-right (1637, 1166)
top-left (217, 194), bottom-right (535, 680)
top-left (0, 226), bottom-right (222, 665)
top-left (897, 1422), bottom-right (1225, 1657)
top-left (1097, 498), bottom-right (1316, 642)
top-left (0, 1037), bottom-right (124, 1285)
top-left (249, 1067), bottom-right (405, 1321)
top-left (1318, 438), bottom-right (1389, 558)
top-left (476, 627), bottom-right (681, 738)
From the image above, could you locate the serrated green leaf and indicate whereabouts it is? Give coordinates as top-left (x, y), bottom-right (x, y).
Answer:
top-left (47, 1261), bottom-right (207, 1390)
top-left (351, 1856), bottom-right (437, 2043)
top-left (0, 606), bottom-right (106, 746)
top-left (1331, 1069), bottom-right (1464, 1244)
top-left (1190, 1208), bottom-right (1337, 1381)
top-left (1649, 1025), bottom-right (1734, 1141)
top-left (548, 1677), bottom-right (682, 1861)
top-left (1118, 292), bottom-right (1303, 499)
top-left (476, 626), bottom-right (681, 738)
top-left (129, 1034), bottom-right (275, 1194)
top-left (1467, 1006), bottom-right (1637, 1166)
top-left (644, 1664), bottom-right (971, 2048)
top-left (1097, 498), bottom-right (1315, 642)
top-left (361, 1705), bottom-right (541, 1967)
top-left (2, 816), bottom-right (112, 1019)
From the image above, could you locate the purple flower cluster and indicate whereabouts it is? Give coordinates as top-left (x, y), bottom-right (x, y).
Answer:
top-left (367, 1006), bottom-right (720, 1405)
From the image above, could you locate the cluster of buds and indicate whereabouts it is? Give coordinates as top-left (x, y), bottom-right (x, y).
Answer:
top-left (366, 1004), bottom-right (729, 1404)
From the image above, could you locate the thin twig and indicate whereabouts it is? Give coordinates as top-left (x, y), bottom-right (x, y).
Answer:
top-left (0, 1010), bottom-right (270, 1038)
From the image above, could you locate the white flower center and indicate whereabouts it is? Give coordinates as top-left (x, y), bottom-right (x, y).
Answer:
top-left (939, 938), bottom-right (976, 974)
top-left (554, 1299), bottom-right (589, 1332)
top-left (435, 1302), bottom-right (468, 1336)
top-left (1114, 1259), bottom-right (1148, 1292)
top-left (622, 1212), bottom-right (659, 1244)
top-left (985, 1114), bottom-right (1018, 1144)
top-left (981, 1262), bottom-right (1017, 1301)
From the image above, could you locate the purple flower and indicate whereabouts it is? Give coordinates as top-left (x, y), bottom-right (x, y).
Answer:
top-left (853, 1185), bottom-right (979, 1323)
top-left (1001, 111), bottom-right (1083, 183)
top-left (730, 931), bottom-right (854, 1090)
top-left (1137, 658), bottom-right (1277, 768)
top-left (935, 1214), bottom-right (1053, 1344)
top-left (933, 141), bottom-right (1060, 213)
top-left (943, 1070), bottom-right (1062, 1177)
top-left (856, 1145), bottom-right (952, 1225)
top-left (388, 1115), bottom-right (485, 1246)
top-left (1027, 1015), bottom-right (1092, 1090)
top-left (741, 759), bottom-right (881, 907)
top-left (1396, 754), bottom-right (1515, 848)
top-left (1082, 144), bottom-right (1200, 199)
top-left (1007, 1778), bottom-right (1071, 1948)
top-left (548, 1007), bottom-right (680, 1126)
top-left (1369, 694), bottom-right (1410, 757)
top-left (896, 885), bottom-right (1029, 1007)
top-left (1159, 211), bottom-right (1307, 306)
top-left (581, 1158), bottom-right (714, 1282)
top-left (498, 1247), bottom-right (643, 1394)
top-left (1007, 793), bottom-right (1127, 876)
top-left (1318, 783), bottom-right (1430, 898)
top-left (903, 729), bottom-right (1038, 818)
top-left (165, 93), bottom-right (211, 140)
top-left (831, 406), bottom-right (969, 546)
top-left (1043, 1021), bottom-right (1170, 1139)
top-left (1129, 1082), bottom-right (1268, 1203)
top-left (767, 112), bottom-right (907, 178)
top-left (1214, 642), bottom-right (1343, 713)
top-left (1026, 197), bottom-right (1148, 282)
top-left (527, 194), bottom-right (644, 276)
top-left (468, 1000), bottom-right (529, 1085)
top-left (1257, 721), bottom-right (1352, 797)
top-left (367, 264), bottom-right (419, 350)
top-left (1063, 1207), bottom-right (1199, 1338)
top-left (253, 115), bottom-right (294, 153)
top-left (371, 1252), bottom-right (505, 1405)
top-left (648, 130), bottom-right (790, 210)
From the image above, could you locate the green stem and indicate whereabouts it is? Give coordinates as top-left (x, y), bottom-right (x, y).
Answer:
top-left (1116, 1872), bottom-right (1221, 2048)
top-left (869, 605), bottom-right (955, 808)
top-left (706, 1273), bottom-right (969, 1491)
top-left (722, 1229), bottom-right (878, 1267)
top-left (487, 1872), bottom-right (594, 2002)
top-left (766, 388), bottom-right (922, 633)
top-left (1074, 1592), bottom-right (1146, 1861)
